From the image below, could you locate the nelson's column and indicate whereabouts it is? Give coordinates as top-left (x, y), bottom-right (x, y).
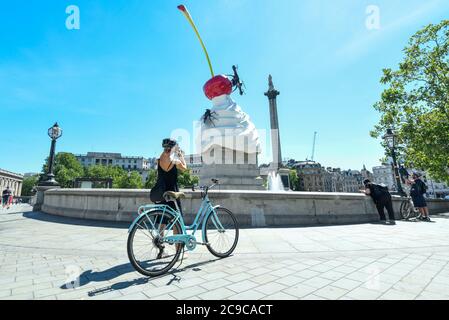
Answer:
top-left (264, 75), bottom-right (290, 189)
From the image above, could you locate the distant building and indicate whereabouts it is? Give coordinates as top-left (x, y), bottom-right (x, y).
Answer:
top-left (23, 172), bottom-right (40, 178)
top-left (372, 164), bottom-right (396, 191)
top-left (0, 168), bottom-right (24, 197)
top-left (420, 174), bottom-right (449, 199)
top-left (185, 154), bottom-right (203, 176)
top-left (326, 167), bottom-right (344, 192)
top-left (293, 161), bottom-right (332, 192)
top-left (341, 170), bottom-right (363, 193)
top-left (75, 152), bottom-right (151, 183)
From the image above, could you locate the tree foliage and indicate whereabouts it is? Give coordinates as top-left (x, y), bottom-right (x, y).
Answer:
top-left (289, 169), bottom-right (301, 191)
top-left (42, 152), bottom-right (84, 188)
top-left (21, 175), bottom-right (39, 196)
top-left (41, 152), bottom-right (144, 189)
top-left (144, 169), bottom-right (158, 189)
top-left (84, 165), bottom-right (142, 189)
top-left (371, 20), bottom-right (449, 183)
top-left (178, 169), bottom-right (199, 188)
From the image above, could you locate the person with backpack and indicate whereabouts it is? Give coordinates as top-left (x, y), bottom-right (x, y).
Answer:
top-left (408, 172), bottom-right (431, 222)
top-left (362, 179), bottom-right (396, 224)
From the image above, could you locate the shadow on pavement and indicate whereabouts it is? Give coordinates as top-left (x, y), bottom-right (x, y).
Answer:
top-left (60, 258), bottom-right (220, 298)
top-left (23, 211), bottom-right (130, 229)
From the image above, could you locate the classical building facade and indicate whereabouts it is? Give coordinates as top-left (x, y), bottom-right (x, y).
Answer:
top-left (341, 170), bottom-right (363, 193)
top-left (294, 161), bottom-right (332, 192)
top-left (0, 169), bottom-right (24, 197)
top-left (326, 167), bottom-right (344, 192)
top-left (75, 152), bottom-right (151, 183)
top-left (287, 161), bottom-right (370, 193)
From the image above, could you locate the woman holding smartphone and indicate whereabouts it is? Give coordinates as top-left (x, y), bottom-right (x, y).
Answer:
top-left (150, 138), bottom-right (187, 259)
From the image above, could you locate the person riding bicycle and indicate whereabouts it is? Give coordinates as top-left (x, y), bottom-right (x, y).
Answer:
top-left (150, 138), bottom-right (187, 258)
top-left (362, 179), bottom-right (396, 224)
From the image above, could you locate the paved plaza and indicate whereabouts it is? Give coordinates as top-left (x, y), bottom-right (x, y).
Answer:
top-left (1, 205), bottom-right (449, 300)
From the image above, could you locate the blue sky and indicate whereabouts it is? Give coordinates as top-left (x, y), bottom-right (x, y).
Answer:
top-left (1, 0), bottom-right (448, 174)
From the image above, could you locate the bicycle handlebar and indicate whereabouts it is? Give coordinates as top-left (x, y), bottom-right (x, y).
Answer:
top-left (186, 179), bottom-right (219, 197)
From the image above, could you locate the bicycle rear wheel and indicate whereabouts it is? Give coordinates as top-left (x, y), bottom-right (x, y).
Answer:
top-left (127, 211), bottom-right (182, 277)
top-left (204, 207), bottom-right (239, 258)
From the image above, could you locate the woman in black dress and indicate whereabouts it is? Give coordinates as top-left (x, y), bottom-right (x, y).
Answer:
top-left (155, 138), bottom-right (187, 212)
top-left (151, 138), bottom-right (187, 258)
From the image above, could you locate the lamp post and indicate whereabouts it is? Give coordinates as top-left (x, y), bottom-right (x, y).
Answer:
top-left (40, 122), bottom-right (63, 186)
top-left (383, 128), bottom-right (406, 196)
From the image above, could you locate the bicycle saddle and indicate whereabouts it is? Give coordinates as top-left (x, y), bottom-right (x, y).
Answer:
top-left (163, 191), bottom-right (186, 201)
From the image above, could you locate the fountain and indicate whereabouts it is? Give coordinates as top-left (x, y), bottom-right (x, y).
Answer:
top-left (267, 170), bottom-right (285, 192)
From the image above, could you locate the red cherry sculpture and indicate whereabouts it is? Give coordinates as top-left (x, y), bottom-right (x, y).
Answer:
top-left (203, 75), bottom-right (232, 100)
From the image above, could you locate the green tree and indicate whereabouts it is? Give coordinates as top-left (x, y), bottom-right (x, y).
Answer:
top-left (371, 20), bottom-right (449, 183)
top-left (42, 152), bottom-right (84, 188)
top-left (21, 175), bottom-right (39, 196)
top-left (144, 169), bottom-right (158, 189)
top-left (178, 169), bottom-right (199, 188)
top-left (289, 169), bottom-right (301, 191)
top-left (84, 165), bottom-right (143, 189)
top-left (120, 171), bottom-right (143, 189)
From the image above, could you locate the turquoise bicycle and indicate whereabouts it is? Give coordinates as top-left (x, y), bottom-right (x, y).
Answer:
top-left (127, 179), bottom-right (239, 277)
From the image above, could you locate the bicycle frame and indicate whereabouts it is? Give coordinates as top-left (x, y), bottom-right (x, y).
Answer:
top-left (128, 193), bottom-right (226, 250)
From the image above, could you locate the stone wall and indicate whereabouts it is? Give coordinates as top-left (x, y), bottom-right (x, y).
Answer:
top-left (41, 189), bottom-right (449, 227)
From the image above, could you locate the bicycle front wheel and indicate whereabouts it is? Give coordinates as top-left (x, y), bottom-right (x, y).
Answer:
top-left (204, 207), bottom-right (239, 258)
top-left (127, 211), bottom-right (182, 277)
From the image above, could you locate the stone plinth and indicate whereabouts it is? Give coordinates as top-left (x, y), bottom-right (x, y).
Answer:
top-left (199, 147), bottom-right (264, 190)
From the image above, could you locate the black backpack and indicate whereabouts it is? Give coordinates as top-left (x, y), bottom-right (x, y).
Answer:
top-left (419, 180), bottom-right (428, 194)
top-left (371, 184), bottom-right (389, 199)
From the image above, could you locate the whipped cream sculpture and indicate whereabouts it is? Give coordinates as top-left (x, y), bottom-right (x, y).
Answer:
top-left (200, 73), bottom-right (261, 164)
top-left (178, 4), bottom-right (263, 188)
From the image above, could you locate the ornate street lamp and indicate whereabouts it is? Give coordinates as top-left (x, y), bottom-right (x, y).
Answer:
top-left (40, 122), bottom-right (63, 186)
top-left (383, 128), bottom-right (406, 196)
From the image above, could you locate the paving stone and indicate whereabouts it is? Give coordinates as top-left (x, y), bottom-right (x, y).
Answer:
top-left (247, 267), bottom-right (271, 276)
top-left (314, 286), bottom-right (348, 300)
top-left (275, 275), bottom-right (305, 286)
top-left (227, 290), bottom-right (265, 300)
top-left (302, 276), bottom-right (334, 289)
top-left (344, 287), bottom-right (383, 300)
top-left (227, 280), bottom-right (259, 293)
top-left (261, 291), bottom-right (296, 300)
top-left (254, 282), bottom-right (287, 295)
top-left (3, 209), bottom-right (449, 300)
top-left (225, 272), bottom-right (254, 283)
top-left (283, 283), bottom-right (317, 298)
top-left (170, 286), bottom-right (208, 300)
top-left (380, 289), bottom-right (418, 300)
top-left (251, 274), bottom-right (279, 285)
top-left (332, 278), bottom-right (362, 291)
top-left (198, 287), bottom-right (234, 300)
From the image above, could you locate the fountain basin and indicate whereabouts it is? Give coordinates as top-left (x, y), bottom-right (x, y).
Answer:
top-left (40, 189), bottom-right (449, 227)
